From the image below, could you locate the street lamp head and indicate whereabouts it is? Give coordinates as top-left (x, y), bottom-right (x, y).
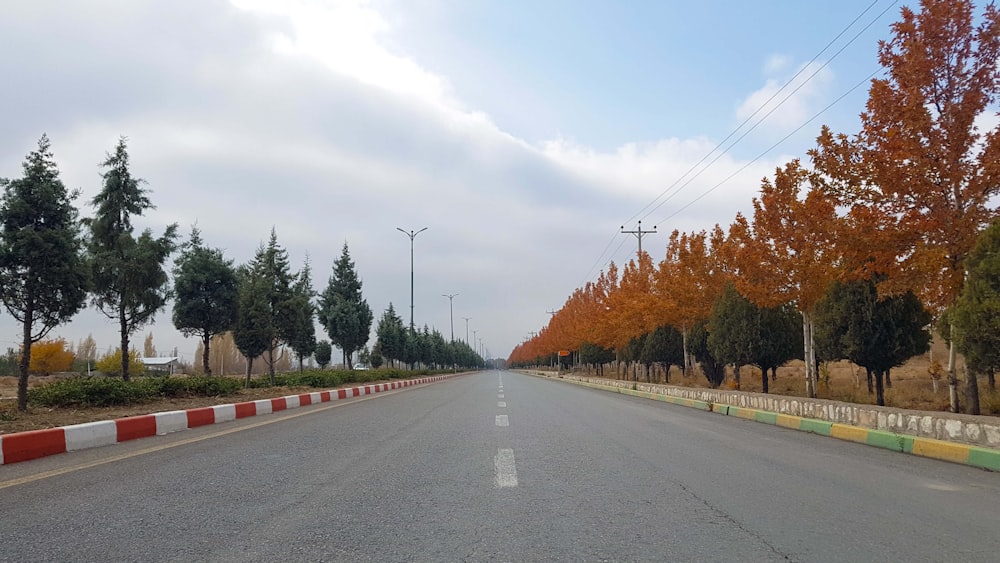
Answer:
top-left (396, 226), bottom-right (429, 239)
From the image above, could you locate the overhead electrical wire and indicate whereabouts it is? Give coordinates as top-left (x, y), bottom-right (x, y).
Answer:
top-left (623, 0), bottom-right (886, 227)
top-left (574, 0), bottom-right (898, 289)
top-left (642, 0), bottom-right (898, 223)
top-left (655, 67), bottom-right (884, 226)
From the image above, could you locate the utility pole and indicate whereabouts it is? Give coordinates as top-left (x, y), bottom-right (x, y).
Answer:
top-left (472, 329), bottom-right (478, 352)
top-left (396, 227), bottom-right (428, 331)
top-left (621, 220), bottom-right (657, 257)
top-left (462, 317), bottom-right (471, 344)
top-left (442, 293), bottom-right (459, 342)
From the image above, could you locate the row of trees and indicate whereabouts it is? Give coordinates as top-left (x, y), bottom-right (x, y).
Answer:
top-left (0, 133), bottom-right (478, 411)
top-left (372, 303), bottom-right (485, 370)
top-left (510, 0), bottom-right (1000, 414)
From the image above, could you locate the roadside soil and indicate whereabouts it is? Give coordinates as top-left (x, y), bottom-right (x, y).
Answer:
top-left (557, 334), bottom-right (1000, 416)
top-left (0, 376), bottom-right (377, 434)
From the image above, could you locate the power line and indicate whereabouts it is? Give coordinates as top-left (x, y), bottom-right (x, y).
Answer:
top-left (641, 0), bottom-right (898, 224)
top-left (624, 0), bottom-right (890, 227)
top-left (656, 67), bottom-right (885, 226)
top-left (576, 0), bottom-right (898, 288)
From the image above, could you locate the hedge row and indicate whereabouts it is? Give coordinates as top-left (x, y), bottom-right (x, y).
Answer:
top-left (28, 367), bottom-right (448, 408)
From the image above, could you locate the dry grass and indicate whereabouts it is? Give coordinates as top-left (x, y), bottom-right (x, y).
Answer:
top-left (575, 334), bottom-right (998, 417)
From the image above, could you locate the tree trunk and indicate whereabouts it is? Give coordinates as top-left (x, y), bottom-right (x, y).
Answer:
top-left (875, 369), bottom-right (886, 407)
top-left (202, 332), bottom-right (212, 376)
top-left (733, 364), bottom-right (741, 390)
top-left (17, 299), bottom-right (33, 412)
top-left (120, 308), bottom-right (131, 382)
top-left (885, 369), bottom-right (892, 388)
top-left (681, 324), bottom-right (690, 378)
top-left (245, 357), bottom-right (253, 388)
top-left (266, 344), bottom-right (276, 385)
top-left (964, 366), bottom-right (981, 416)
top-left (761, 366), bottom-right (769, 394)
top-left (801, 310), bottom-right (816, 398)
top-left (988, 369), bottom-right (996, 391)
top-left (866, 367), bottom-right (873, 394)
top-left (947, 325), bottom-right (960, 412)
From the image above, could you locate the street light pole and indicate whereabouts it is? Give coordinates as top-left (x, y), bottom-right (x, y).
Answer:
top-left (462, 317), bottom-right (471, 344)
top-left (442, 293), bottom-right (459, 342)
top-left (396, 226), bottom-right (428, 331)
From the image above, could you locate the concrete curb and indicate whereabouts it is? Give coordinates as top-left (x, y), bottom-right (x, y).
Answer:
top-left (0, 373), bottom-right (463, 466)
top-left (530, 372), bottom-right (1000, 472)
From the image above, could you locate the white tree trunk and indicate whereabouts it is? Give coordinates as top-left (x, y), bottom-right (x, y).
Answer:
top-left (802, 310), bottom-right (816, 398)
top-left (948, 323), bottom-right (959, 412)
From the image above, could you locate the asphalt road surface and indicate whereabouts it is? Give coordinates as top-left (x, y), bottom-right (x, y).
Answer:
top-left (1, 370), bottom-right (998, 562)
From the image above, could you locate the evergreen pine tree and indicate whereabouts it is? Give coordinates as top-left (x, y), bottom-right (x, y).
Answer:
top-left (0, 135), bottom-right (90, 410)
top-left (318, 243), bottom-right (373, 369)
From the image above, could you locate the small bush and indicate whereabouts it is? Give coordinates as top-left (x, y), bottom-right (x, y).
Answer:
top-left (156, 377), bottom-right (187, 398)
top-left (183, 376), bottom-right (242, 397)
top-left (28, 376), bottom-right (155, 407)
top-left (28, 374), bottom-right (244, 407)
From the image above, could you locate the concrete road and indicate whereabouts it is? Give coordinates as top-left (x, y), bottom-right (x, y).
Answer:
top-left (1, 370), bottom-right (998, 562)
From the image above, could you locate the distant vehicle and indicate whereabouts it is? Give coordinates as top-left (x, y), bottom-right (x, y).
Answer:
top-left (354, 364), bottom-right (369, 371)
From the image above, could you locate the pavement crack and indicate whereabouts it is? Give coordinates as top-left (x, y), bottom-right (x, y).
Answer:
top-left (671, 479), bottom-right (797, 562)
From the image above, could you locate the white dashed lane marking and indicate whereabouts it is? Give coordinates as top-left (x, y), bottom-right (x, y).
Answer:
top-left (495, 415), bottom-right (509, 427)
top-left (498, 393), bottom-right (504, 398)
top-left (494, 448), bottom-right (518, 488)
top-left (498, 401), bottom-right (507, 408)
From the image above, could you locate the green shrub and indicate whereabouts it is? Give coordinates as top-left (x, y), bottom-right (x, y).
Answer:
top-left (28, 374), bottom-right (245, 407)
top-left (28, 376), bottom-right (156, 407)
top-left (155, 376), bottom-right (187, 398)
top-left (183, 376), bottom-right (242, 397)
top-left (28, 368), bottom-right (453, 408)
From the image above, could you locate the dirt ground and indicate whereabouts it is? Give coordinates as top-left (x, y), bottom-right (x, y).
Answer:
top-left (0, 377), bottom-right (346, 434)
top-left (568, 334), bottom-right (1000, 416)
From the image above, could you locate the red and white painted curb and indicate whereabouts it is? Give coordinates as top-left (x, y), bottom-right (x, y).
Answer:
top-left (1, 374), bottom-right (462, 466)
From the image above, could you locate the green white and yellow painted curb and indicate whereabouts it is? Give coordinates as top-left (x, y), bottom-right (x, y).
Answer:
top-left (531, 372), bottom-right (1000, 472)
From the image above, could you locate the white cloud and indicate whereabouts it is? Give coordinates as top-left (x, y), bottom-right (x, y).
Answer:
top-left (736, 59), bottom-right (834, 133)
top-left (0, 0), bottom-right (807, 360)
top-left (539, 136), bottom-right (784, 234)
top-left (231, 0), bottom-right (456, 108)
top-left (764, 54), bottom-right (792, 75)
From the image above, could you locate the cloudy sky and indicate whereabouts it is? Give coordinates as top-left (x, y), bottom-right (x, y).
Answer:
top-left (0, 0), bottom-right (903, 362)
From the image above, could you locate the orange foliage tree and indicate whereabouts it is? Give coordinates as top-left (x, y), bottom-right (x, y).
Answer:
top-left (605, 253), bottom-right (658, 352)
top-left (811, 0), bottom-right (1000, 412)
top-left (27, 338), bottom-right (75, 375)
top-left (655, 228), bottom-right (730, 376)
top-left (729, 160), bottom-right (840, 398)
